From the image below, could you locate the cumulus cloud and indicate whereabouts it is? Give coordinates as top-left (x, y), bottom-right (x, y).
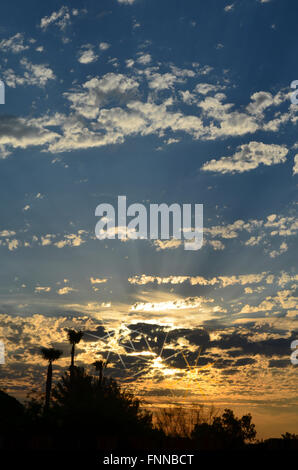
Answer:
top-left (54, 231), bottom-right (88, 248)
top-left (40, 6), bottom-right (71, 30)
top-left (208, 240), bottom-right (225, 250)
top-left (269, 242), bottom-right (288, 258)
top-left (90, 277), bottom-right (108, 284)
top-left (246, 91), bottom-right (283, 116)
top-left (99, 42), bottom-right (110, 51)
top-left (0, 33), bottom-right (30, 53)
top-left (224, 3), bottom-right (234, 12)
top-left (201, 142), bottom-right (288, 174)
top-left (128, 272), bottom-right (270, 288)
top-left (6, 239), bottom-right (20, 251)
top-left (125, 59), bottom-right (134, 68)
top-left (64, 73), bottom-right (139, 118)
top-left (0, 54), bottom-right (288, 158)
top-left (78, 45), bottom-right (98, 64)
top-left (137, 53), bottom-right (152, 65)
top-left (141, 66), bottom-right (196, 94)
top-left (1, 312), bottom-right (296, 405)
top-left (278, 272), bottom-right (298, 287)
top-left (206, 218), bottom-right (261, 239)
top-left (81, 209), bottom-right (296, 256)
top-left (293, 154), bottom-right (298, 175)
top-left (0, 228), bottom-right (92, 252)
top-left (264, 214), bottom-right (298, 237)
top-left (130, 296), bottom-right (209, 313)
top-left (197, 89), bottom-right (289, 139)
top-left (3, 58), bottom-right (55, 88)
top-left (153, 239), bottom-right (183, 251)
top-left (0, 59), bottom-right (293, 160)
top-left (146, 72), bottom-right (177, 91)
top-left (198, 94), bottom-right (260, 138)
top-left (129, 275), bottom-right (189, 285)
top-left (0, 230), bottom-right (16, 237)
top-left (20, 58), bottom-right (56, 86)
top-left (35, 286), bottom-right (51, 293)
top-left (57, 286), bottom-right (76, 295)
top-left (239, 287), bottom-right (297, 315)
top-left (40, 235), bottom-right (54, 246)
top-left (195, 83), bottom-right (222, 95)
top-left (0, 116), bottom-right (58, 158)
top-left (245, 235), bottom-right (263, 247)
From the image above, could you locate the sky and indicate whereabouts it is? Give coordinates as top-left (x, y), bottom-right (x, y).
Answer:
top-left (0, 0), bottom-right (297, 439)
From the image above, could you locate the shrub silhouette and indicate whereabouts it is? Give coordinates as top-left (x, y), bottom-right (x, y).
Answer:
top-left (47, 367), bottom-right (154, 449)
top-left (0, 369), bottom-right (158, 450)
top-left (0, 389), bottom-right (24, 427)
top-left (0, 389), bottom-right (25, 449)
top-left (191, 408), bottom-right (256, 449)
top-left (154, 404), bottom-right (218, 438)
top-left (1, 382), bottom-right (297, 452)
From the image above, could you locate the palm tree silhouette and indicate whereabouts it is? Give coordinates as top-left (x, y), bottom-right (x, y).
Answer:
top-left (92, 359), bottom-right (108, 385)
top-left (40, 347), bottom-right (62, 411)
top-left (66, 329), bottom-right (84, 374)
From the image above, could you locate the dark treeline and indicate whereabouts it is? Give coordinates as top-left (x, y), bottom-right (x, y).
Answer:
top-left (0, 329), bottom-right (297, 453)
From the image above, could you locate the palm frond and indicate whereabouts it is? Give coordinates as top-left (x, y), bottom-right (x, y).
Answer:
top-left (40, 347), bottom-right (63, 362)
top-left (66, 329), bottom-right (84, 344)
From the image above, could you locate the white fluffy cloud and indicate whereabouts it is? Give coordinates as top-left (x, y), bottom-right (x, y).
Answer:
top-left (3, 58), bottom-right (55, 88)
top-left (293, 155), bottom-right (298, 175)
top-left (224, 4), bottom-right (234, 12)
top-left (78, 46), bottom-right (98, 64)
top-left (57, 286), bottom-right (76, 295)
top-left (0, 57), bottom-right (293, 162)
top-left (0, 116), bottom-right (58, 158)
top-left (53, 231), bottom-right (88, 248)
top-left (40, 6), bottom-right (71, 30)
top-left (128, 272), bottom-right (270, 287)
top-left (246, 91), bottom-right (283, 116)
top-left (99, 42), bottom-right (110, 51)
top-left (269, 242), bottom-right (288, 258)
top-left (35, 286), bottom-right (51, 293)
top-left (147, 73), bottom-right (176, 90)
top-left (0, 33), bottom-right (30, 53)
top-left (130, 296), bottom-right (210, 313)
top-left (153, 239), bottom-right (183, 251)
top-left (137, 53), bottom-right (152, 65)
top-left (90, 277), bottom-right (108, 284)
top-left (201, 142), bottom-right (288, 174)
top-left (64, 73), bottom-right (139, 118)
top-left (195, 83), bottom-right (222, 95)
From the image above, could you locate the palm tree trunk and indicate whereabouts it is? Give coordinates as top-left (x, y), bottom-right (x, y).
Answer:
top-left (70, 343), bottom-right (75, 368)
top-left (45, 361), bottom-right (52, 411)
top-left (70, 343), bottom-right (75, 379)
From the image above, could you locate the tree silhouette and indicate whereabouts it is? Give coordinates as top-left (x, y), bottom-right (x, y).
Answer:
top-left (92, 359), bottom-right (107, 385)
top-left (282, 432), bottom-right (298, 440)
top-left (66, 329), bottom-right (84, 374)
top-left (51, 367), bottom-right (153, 449)
top-left (191, 408), bottom-right (256, 449)
top-left (40, 347), bottom-right (62, 412)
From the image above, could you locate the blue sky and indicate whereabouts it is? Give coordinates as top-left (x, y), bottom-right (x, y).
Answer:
top-left (0, 0), bottom-right (297, 438)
